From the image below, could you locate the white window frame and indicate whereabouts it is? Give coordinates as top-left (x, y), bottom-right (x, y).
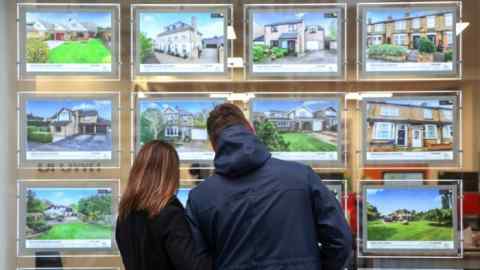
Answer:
top-left (442, 109), bottom-right (453, 121)
top-left (393, 34), bottom-right (407, 46)
top-left (380, 106), bottom-right (400, 117)
top-left (424, 124), bottom-right (438, 139)
top-left (446, 31), bottom-right (454, 45)
top-left (374, 23), bottom-right (385, 32)
top-left (288, 24), bottom-right (296, 32)
top-left (412, 18), bottom-right (421, 29)
top-left (423, 109), bottom-right (433, 120)
top-left (373, 122), bottom-right (395, 140)
top-left (427, 16), bottom-right (436, 28)
top-left (442, 125), bottom-right (453, 139)
top-left (395, 20), bottom-right (406, 31)
top-left (445, 13), bottom-right (453, 28)
top-left (395, 124), bottom-right (408, 146)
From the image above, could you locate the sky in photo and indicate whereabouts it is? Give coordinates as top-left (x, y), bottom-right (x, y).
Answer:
top-left (28, 187), bottom-right (112, 207)
top-left (252, 99), bottom-right (339, 113)
top-left (177, 188), bottom-right (191, 207)
top-left (26, 11), bottom-right (112, 28)
top-left (140, 12), bottom-right (225, 40)
top-left (367, 99), bottom-right (454, 109)
top-left (366, 187), bottom-right (449, 215)
top-left (367, 8), bottom-right (452, 24)
top-left (253, 11), bottom-right (337, 38)
top-left (139, 99), bottom-right (223, 114)
top-left (26, 99), bottom-right (112, 120)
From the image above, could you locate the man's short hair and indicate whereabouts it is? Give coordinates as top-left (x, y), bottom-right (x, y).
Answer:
top-left (207, 103), bottom-right (250, 147)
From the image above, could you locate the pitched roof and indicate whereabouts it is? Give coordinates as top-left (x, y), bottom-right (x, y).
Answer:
top-left (368, 11), bottom-right (453, 25)
top-left (203, 36), bottom-right (224, 45)
top-left (253, 35), bottom-right (265, 42)
top-left (157, 21), bottom-right (202, 37)
top-left (265, 19), bottom-right (303, 27)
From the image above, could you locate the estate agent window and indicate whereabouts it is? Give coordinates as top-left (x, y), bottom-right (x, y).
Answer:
top-left (424, 124), bottom-right (438, 139)
top-left (373, 122), bottom-right (395, 140)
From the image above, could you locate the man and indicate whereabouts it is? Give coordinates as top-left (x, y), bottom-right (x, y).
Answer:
top-left (186, 103), bottom-right (352, 270)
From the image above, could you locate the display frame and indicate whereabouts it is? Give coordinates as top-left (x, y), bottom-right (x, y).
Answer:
top-left (131, 3), bottom-right (234, 82)
top-left (357, 179), bottom-right (463, 258)
top-left (17, 3), bottom-right (121, 81)
top-left (356, 1), bottom-right (463, 81)
top-left (359, 91), bottom-right (462, 169)
top-left (244, 3), bottom-right (347, 81)
top-left (17, 91), bottom-right (121, 169)
top-left (17, 179), bottom-right (121, 257)
top-left (131, 92), bottom-right (230, 169)
top-left (249, 92), bottom-right (347, 169)
top-left (18, 268), bottom-right (120, 270)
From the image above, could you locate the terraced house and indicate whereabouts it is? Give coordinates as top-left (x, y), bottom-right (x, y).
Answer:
top-left (366, 101), bottom-right (454, 151)
top-left (367, 11), bottom-right (454, 52)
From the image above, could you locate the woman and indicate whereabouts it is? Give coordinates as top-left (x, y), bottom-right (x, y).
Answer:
top-left (116, 140), bottom-right (211, 270)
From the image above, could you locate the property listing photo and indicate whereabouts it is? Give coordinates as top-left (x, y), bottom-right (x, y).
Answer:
top-left (249, 6), bottom-right (342, 75)
top-left (23, 97), bottom-right (114, 161)
top-left (136, 7), bottom-right (227, 74)
top-left (20, 5), bottom-right (116, 74)
top-left (23, 186), bottom-right (114, 250)
top-left (362, 184), bottom-right (458, 254)
top-left (361, 4), bottom-right (459, 75)
top-left (363, 96), bottom-right (457, 162)
top-left (251, 97), bottom-right (341, 162)
top-left (137, 97), bottom-right (225, 161)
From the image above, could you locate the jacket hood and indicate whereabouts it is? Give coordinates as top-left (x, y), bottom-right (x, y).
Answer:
top-left (214, 124), bottom-right (271, 177)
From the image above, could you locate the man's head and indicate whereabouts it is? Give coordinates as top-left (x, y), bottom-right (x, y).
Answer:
top-left (207, 103), bottom-right (254, 150)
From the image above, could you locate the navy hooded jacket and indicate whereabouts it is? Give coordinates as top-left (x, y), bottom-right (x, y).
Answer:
top-left (186, 124), bottom-right (353, 270)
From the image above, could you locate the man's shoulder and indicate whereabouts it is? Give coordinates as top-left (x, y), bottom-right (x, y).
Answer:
top-left (268, 157), bottom-right (314, 175)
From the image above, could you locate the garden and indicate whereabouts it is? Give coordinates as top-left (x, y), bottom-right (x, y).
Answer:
top-left (253, 44), bottom-right (289, 63)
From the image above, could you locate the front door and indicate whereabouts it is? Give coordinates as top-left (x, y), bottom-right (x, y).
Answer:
top-left (397, 124), bottom-right (407, 146)
top-left (413, 35), bottom-right (421, 49)
top-left (287, 40), bottom-right (296, 54)
top-left (412, 127), bottom-right (423, 148)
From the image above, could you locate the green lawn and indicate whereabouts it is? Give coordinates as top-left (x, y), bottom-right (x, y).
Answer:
top-left (281, 133), bottom-right (337, 152)
top-left (48, 39), bottom-right (111, 64)
top-left (368, 220), bottom-right (453, 241)
top-left (36, 222), bottom-right (112, 240)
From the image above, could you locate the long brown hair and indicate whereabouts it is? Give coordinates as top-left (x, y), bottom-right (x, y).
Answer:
top-left (119, 140), bottom-right (180, 220)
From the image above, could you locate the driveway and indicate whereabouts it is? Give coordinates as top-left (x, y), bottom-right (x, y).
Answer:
top-left (28, 133), bottom-right (112, 151)
top-left (258, 49), bottom-right (338, 65)
top-left (146, 48), bottom-right (219, 64)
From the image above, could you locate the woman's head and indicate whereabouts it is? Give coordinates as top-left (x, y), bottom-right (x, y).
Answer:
top-left (119, 140), bottom-right (180, 220)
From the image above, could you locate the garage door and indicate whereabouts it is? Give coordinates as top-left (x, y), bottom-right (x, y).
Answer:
top-left (306, 41), bottom-right (319, 50)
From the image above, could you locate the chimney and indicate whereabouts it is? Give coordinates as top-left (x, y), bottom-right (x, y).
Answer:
top-left (191, 16), bottom-right (197, 32)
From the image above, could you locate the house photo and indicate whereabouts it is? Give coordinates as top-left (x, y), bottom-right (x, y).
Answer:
top-left (252, 99), bottom-right (339, 152)
top-left (25, 99), bottom-right (113, 152)
top-left (365, 99), bottom-right (455, 152)
top-left (252, 10), bottom-right (339, 65)
top-left (139, 99), bottom-right (223, 154)
top-left (139, 12), bottom-right (225, 65)
top-left (365, 8), bottom-right (455, 64)
top-left (25, 11), bottom-right (113, 65)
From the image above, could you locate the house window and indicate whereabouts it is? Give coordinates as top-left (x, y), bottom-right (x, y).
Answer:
top-left (288, 24), bottom-right (296, 32)
top-left (412, 18), bottom-right (421, 29)
top-left (368, 25), bottom-right (374, 33)
top-left (423, 109), bottom-right (433, 119)
top-left (393, 34), bottom-right (408, 46)
top-left (446, 31), bottom-right (453, 46)
top-left (374, 23), bottom-right (385, 32)
top-left (442, 109), bottom-right (453, 121)
top-left (55, 126), bottom-right (61, 132)
top-left (373, 122), bottom-right (395, 140)
top-left (58, 111), bottom-right (70, 121)
top-left (395, 20), bottom-right (406, 31)
top-left (445, 13), bottom-right (453, 28)
top-left (427, 16), bottom-right (436, 28)
top-left (424, 124), bottom-right (438, 139)
top-left (165, 127), bottom-right (178, 137)
top-left (380, 106), bottom-right (400, 117)
top-left (271, 26), bottom-right (278, 32)
top-left (442, 125), bottom-right (453, 139)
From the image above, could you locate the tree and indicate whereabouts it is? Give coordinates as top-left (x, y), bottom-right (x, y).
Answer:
top-left (139, 32), bottom-right (154, 62)
top-left (418, 37), bottom-right (435, 54)
top-left (254, 119), bottom-right (289, 151)
top-left (26, 38), bottom-right (49, 63)
top-left (78, 193), bottom-right (112, 223)
top-left (366, 203), bottom-right (381, 221)
top-left (26, 190), bottom-right (47, 213)
top-left (140, 108), bottom-right (165, 144)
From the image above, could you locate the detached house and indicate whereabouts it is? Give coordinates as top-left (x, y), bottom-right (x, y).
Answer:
top-left (262, 19), bottom-right (328, 55)
top-left (161, 105), bottom-right (194, 141)
top-left (366, 101), bottom-right (454, 151)
top-left (256, 104), bottom-right (338, 133)
top-left (155, 17), bottom-right (203, 59)
top-left (367, 11), bottom-right (454, 51)
top-left (46, 108), bottom-right (111, 142)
